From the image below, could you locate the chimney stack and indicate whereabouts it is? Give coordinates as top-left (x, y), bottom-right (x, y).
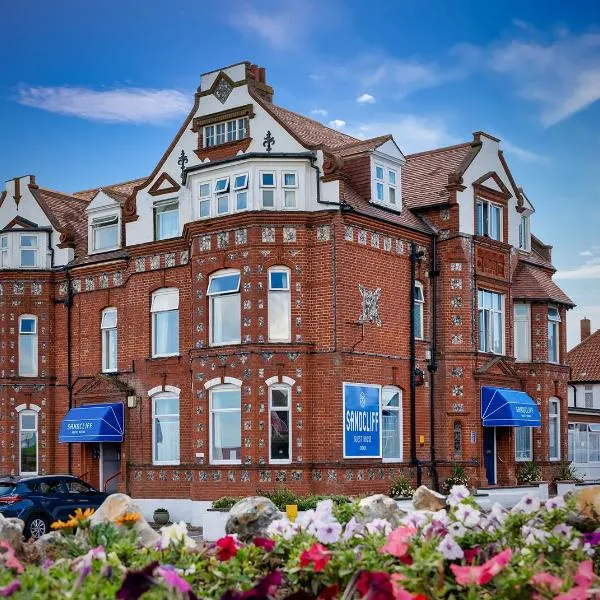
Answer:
top-left (581, 317), bottom-right (591, 342)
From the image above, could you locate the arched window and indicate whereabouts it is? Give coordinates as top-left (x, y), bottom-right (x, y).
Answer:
top-left (549, 397), bottom-right (560, 461)
top-left (382, 386), bottom-right (402, 461)
top-left (454, 422), bottom-right (462, 458)
top-left (101, 307), bottom-right (117, 372)
top-left (18, 315), bottom-right (38, 377)
top-left (210, 384), bottom-right (241, 465)
top-left (268, 267), bottom-right (291, 342)
top-left (151, 288), bottom-right (179, 357)
top-left (19, 410), bottom-right (38, 475)
top-left (152, 391), bottom-right (180, 465)
top-left (207, 270), bottom-right (241, 346)
top-left (269, 384), bottom-right (291, 463)
top-left (414, 282), bottom-right (424, 339)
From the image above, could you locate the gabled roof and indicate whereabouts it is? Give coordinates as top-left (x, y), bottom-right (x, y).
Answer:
top-left (568, 330), bottom-right (600, 382)
top-left (512, 261), bottom-right (575, 307)
top-left (402, 142), bottom-right (478, 209)
top-left (73, 177), bottom-right (147, 203)
top-left (332, 135), bottom-right (394, 158)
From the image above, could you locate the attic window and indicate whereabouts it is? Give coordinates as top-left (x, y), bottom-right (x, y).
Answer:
top-left (91, 214), bottom-right (119, 252)
top-left (204, 118), bottom-right (248, 148)
top-left (373, 163), bottom-right (400, 209)
top-left (519, 215), bottom-right (530, 251)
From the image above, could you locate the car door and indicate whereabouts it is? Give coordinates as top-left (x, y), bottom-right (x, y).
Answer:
top-left (37, 478), bottom-right (72, 522)
top-left (65, 478), bottom-right (106, 512)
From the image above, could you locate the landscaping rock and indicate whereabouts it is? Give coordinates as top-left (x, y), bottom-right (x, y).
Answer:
top-left (225, 496), bottom-right (281, 542)
top-left (0, 513), bottom-right (24, 550)
top-left (89, 493), bottom-right (160, 548)
top-left (34, 531), bottom-right (84, 560)
top-left (358, 494), bottom-right (405, 525)
top-left (412, 485), bottom-right (447, 512)
top-left (567, 486), bottom-right (600, 531)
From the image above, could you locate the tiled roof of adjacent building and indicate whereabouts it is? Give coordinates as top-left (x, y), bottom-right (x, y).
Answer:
top-left (333, 135), bottom-right (394, 158)
top-left (72, 177), bottom-right (147, 203)
top-left (567, 329), bottom-right (600, 382)
top-left (512, 261), bottom-right (575, 307)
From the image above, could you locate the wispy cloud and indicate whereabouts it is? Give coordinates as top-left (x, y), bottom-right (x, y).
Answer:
top-left (311, 108), bottom-right (328, 116)
top-left (17, 85), bottom-right (190, 124)
top-left (556, 247), bottom-right (600, 279)
top-left (356, 93), bottom-right (375, 104)
top-left (579, 250), bottom-right (594, 257)
top-left (501, 139), bottom-right (549, 164)
top-left (328, 119), bottom-right (346, 129)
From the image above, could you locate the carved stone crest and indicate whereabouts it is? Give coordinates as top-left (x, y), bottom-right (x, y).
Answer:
top-left (214, 76), bottom-right (233, 104)
top-left (358, 285), bottom-right (382, 327)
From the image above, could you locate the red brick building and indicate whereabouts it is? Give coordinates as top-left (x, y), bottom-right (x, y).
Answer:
top-left (0, 62), bottom-right (574, 518)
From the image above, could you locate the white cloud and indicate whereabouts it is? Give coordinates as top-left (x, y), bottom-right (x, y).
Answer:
top-left (579, 250), bottom-right (594, 257)
top-left (328, 119), bottom-right (346, 129)
top-left (356, 93), bottom-right (375, 104)
top-left (501, 139), bottom-right (549, 164)
top-left (309, 74), bottom-right (324, 81)
top-left (311, 108), bottom-right (328, 117)
top-left (557, 265), bottom-right (600, 280)
top-left (17, 85), bottom-right (190, 124)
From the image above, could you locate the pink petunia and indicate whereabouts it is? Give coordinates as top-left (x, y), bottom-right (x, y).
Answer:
top-left (573, 561), bottom-right (594, 588)
top-left (391, 574), bottom-right (428, 600)
top-left (530, 572), bottom-right (563, 594)
top-left (555, 588), bottom-right (591, 600)
top-left (451, 548), bottom-right (512, 586)
top-left (157, 566), bottom-right (192, 593)
top-left (0, 542), bottom-right (23, 575)
top-left (252, 537), bottom-right (276, 552)
top-left (380, 526), bottom-right (417, 559)
top-left (300, 543), bottom-right (330, 572)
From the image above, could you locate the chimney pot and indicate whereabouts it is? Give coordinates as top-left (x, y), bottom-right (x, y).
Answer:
top-left (581, 317), bottom-right (592, 342)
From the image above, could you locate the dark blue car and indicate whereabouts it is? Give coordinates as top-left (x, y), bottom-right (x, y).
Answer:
top-left (0, 474), bottom-right (109, 539)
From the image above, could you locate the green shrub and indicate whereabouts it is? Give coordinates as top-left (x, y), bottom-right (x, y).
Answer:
top-left (552, 462), bottom-right (583, 483)
top-left (211, 496), bottom-right (241, 511)
top-left (516, 461), bottom-right (542, 484)
top-left (389, 473), bottom-right (414, 498)
top-left (256, 487), bottom-right (298, 510)
top-left (442, 465), bottom-right (470, 494)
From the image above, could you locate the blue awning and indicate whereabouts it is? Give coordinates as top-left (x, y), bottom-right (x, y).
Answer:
top-left (481, 386), bottom-right (541, 427)
top-left (59, 403), bottom-right (124, 443)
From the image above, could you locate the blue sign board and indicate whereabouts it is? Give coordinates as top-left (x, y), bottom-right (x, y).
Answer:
top-left (343, 383), bottom-right (381, 458)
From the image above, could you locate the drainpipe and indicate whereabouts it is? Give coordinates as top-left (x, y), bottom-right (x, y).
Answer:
top-left (428, 234), bottom-right (440, 491)
top-left (410, 243), bottom-right (424, 485)
top-left (65, 269), bottom-right (73, 475)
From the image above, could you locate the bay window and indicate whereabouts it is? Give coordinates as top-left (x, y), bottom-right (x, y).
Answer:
top-left (414, 282), bottom-right (424, 339)
top-left (549, 397), bottom-right (560, 461)
top-left (382, 386), bottom-right (402, 460)
top-left (18, 315), bottom-right (38, 377)
top-left (101, 307), bottom-right (117, 372)
top-left (269, 385), bottom-right (291, 463)
top-left (569, 423), bottom-right (600, 463)
top-left (261, 172), bottom-right (275, 208)
top-left (478, 290), bottom-right (504, 354)
top-left (283, 172), bottom-right (297, 208)
top-left (476, 199), bottom-right (501, 241)
top-left (151, 288), bottom-right (179, 357)
top-left (548, 307), bottom-right (560, 363)
top-left (233, 173), bottom-right (249, 211)
top-left (19, 411), bottom-right (37, 475)
top-left (514, 303), bottom-right (531, 362)
top-left (515, 427), bottom-right (533, 461)
top-left (268, 267), bottom-right (291, 342)
top-left (152, 393), bottom-right (180, 465)
top-left (208, 270), bottom-right (241, 345)
top-left (210, 385), bottom-right (241, 464)
top-left (0, 235), bottom-right (8, 267)
top-left (19, 234), bottom-right (38, 267)
top-left (91, 215), bottom-right (119, 252)
top-left (199, 182), bottom-right (211, 218)
top-left (154, 199), bottom-right (179, 240)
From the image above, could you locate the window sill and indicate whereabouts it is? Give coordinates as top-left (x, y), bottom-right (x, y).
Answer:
top-left (370, 199), bottom-right (402, 213)
top-left (18, 373), bottom-right (38, 378)
top-left (89, 246), bottom-right (122, 255)
top-left (152, 461), bottom-right (180, 466)
top-left (210, 461), bottom-right (242, 466)
top-left (148, 354), bottom-right (181, 361)
top-left (382, 458), bottom-right (404, 463)
top-left (102, 369), bottom-right (118, 374)
top-left (269, 460), bottom-right (292, 465)
top-left (209, 342), bottom-right (241, 348)
top-left (515, 458), bottom-right (533, 463)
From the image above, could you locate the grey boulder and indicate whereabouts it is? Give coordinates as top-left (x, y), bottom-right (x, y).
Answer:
top-left (358, 494), bottom-right (405, 526)
top-left (225, 496), bottom-right (281, 542)
top-left (412, 485), bottom-right (447, 511)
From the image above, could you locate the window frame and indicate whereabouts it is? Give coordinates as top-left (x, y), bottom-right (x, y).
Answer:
top-left (549, 397), bottom-right (560, 461)
top-left (478, 289), bottom-right (505, 355)
top-left (414, 282), bottom-right (424, 340)
top-left (208, 270), bottom-right (241, 347)
top-left (453, 421), bottom-right (462, 458)
top-left (260, 171), bottom-right (276, 208)
top-left (100, 307), bottom-right (118, 373)
top-left (388, 168), bottom-right (398, 206)
top-left (90, 214), bottom-right (120, 253)
top-left (209, 384), bottom-right (242, 465)
top-left (513, 303), bottom-right (531, 362)
top-left (268, 267), bottom-right (291, 343)
top-left (382, 386), bottom-right (403, 462)
top-left (515, 426), bottom-right (533, 462)
top-left (584, 385), bottom-right (594, 409)
top-left (0, 235), bottom-right (8, 267)
top-left (476, 198), bottom-right (502, 241)
top-left (204, 118), bottom-right (248, 149)
top-left (198, 181), bottom-right (211, 219)
top-left (548, 307), bottom-right (561, 364)
top-left (150, 288), bottom-right (179, 358)
top-left (154, 199), bottom-right (179, 241)
top-left (282, 171), bottom-right (298, 209)
top-left (152, 392), bottom-right (180, 466)
top-left (269, 384), bottom-right (292, 464)
top-left (19, 233), bottom-right (39, 267)
top-left (18, 315), bottom-right (38, 377)
top-left (19, 410), bottom-right (38, 476)
top-left (214, 177), bottom-right (230, 195)
top-left (519, 214), bottom-right (530, 251)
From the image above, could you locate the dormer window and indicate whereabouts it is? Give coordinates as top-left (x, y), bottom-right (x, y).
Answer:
top-left (19, 235), bottom-right (38, 267)
top-left (476, 198), bottom-right (501, 241)
top-left (373, 163), bottom-right (400, 209)
top-left (204, 118), bottom-right (248, 148)
top-left (0, 235), bottom-right (8, 267)
top-left (519, 215), bottom-right (530, 251)
top-left (91, 214), bottom-right (119, 252)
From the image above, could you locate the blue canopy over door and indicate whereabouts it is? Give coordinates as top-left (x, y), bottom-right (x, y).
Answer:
top-left (59, 403), bottom-right (124, 443)
top-left (481, 386), bottom-right (541, 427)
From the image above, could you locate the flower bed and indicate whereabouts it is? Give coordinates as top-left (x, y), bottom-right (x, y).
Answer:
top-left (0, 486), bottom-right (598, 598)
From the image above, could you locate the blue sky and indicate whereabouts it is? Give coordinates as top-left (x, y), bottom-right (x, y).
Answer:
top-left (1, 1), bottom-right (599, 347)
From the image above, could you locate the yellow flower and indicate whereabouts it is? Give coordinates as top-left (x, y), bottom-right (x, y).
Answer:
top-left (115, 512), bottom-right (141, 527)
top-left (50, 518), bottom-right (78, 530)
top-left (70, 507), bottom-right (95, 523)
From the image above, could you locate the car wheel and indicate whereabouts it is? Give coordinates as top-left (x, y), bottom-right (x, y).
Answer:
top-left (26, 515), bottom-right (49, 540)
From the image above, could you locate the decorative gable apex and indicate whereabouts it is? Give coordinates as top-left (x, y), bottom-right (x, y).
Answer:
top-left (472, 171), bottom-right (512, 198)
top-left (148, 172), bottom-right (181, 197)
top-left (2, 215), bottom-right (39, 230)
top-left (475, 356), bottom-right (521, 380)
top-left (74, 374), bottom-right (133, 399)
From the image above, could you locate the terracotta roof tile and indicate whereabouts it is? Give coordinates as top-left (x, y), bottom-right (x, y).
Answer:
top-left (568, 329), bottom-right (600, 382)
top-left (72, 177), bottom-right (147, 203)
top-left (512, 261), bottom-right (575, 307)
top-left (402, 143), bottom-right (476, 209)
top-left (333, 135), bottom-right (393, 158)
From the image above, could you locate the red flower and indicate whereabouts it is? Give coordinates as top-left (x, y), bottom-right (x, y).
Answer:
top-left (451, 548), bottom-right (512, 586)
top-left (356, 571), bottom-right (394, 600)
top-left (252, 537), bottom-right (276, 552)
top-left (299, 543), bottom-right (330, 572)
top-left (215, 536), bottom-right (239, 561)
top-left (380, 526), bottom-right (417, 559)
top-left (463, 547), bottom-right (480, 565)
top-left (318, 584), bottom-right (340, 600)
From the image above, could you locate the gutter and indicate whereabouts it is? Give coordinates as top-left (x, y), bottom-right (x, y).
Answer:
top-left (428, 234), bottom-right (440, 491)
top-left (65, 268), bottom-right (73, 475)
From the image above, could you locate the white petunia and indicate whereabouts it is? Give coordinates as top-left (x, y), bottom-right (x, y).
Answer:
top-left (546, 496), bottom-right (566, 511)
top-left (511, 495), bottom-right (541, 515)
top-left (267, 518), bottom-right (297, 540)
top-left (437, 534), bottom-right (464, 560)
top-left (454, 505), bottom-right (481, 527)
top-left (315, 499), bottom-right (334, 521)
top-left (159, 521), bottom-right (196, 549)
top-left (552, 523), bottom-right (573, 539)
top-left (365, 518), bottom-right (393, 535)
top-left (447, 521), bottom-right (467, 538)
top-left (447, 485), bottom-right (470, 506)
top-left (342, 517), bottom-right (364, 541)
top-left (315, 521), bottom-right (342, 544)
top-left (400, 511), bottom-right (428, 529)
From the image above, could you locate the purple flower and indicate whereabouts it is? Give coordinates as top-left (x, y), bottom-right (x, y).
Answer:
top-left (315, 521), bottom-right (342, 544)
top-left (157, 566), bottom-right (193, 594)
top-left (583, 531), bottom-right (600, 546)
top-left (116, 561), bottom-right (159, 600)
top-left (0, 581), bottom-right (19, 597)
top-left (221, 571), bottom-right (282, 600)
top-left (438, 534), bottom-right (464, 560)
top-left (42, 558), bottom-right (53, 571)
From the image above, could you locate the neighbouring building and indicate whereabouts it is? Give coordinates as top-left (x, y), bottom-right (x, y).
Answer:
top-left (0, 62), bottom-right (575, 520)
top-left (567, 318), bottom-right (600, 480)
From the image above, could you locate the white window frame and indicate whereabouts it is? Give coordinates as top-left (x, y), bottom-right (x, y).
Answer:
top-left (260, 171), bottom-right (276, 208)
top-left (101, 307), bottom-right (117, 373)
top-left (154, 199), bottom-right (179, 241)
top-left (209, 384), bottom-right (241, 465)
top-left (513, 303), bottom-right (531, 362)
top-left (214, 177), bottom-right (230, 195)
top-left (19, 410), bottom-right (38, 476)
top-left (18, 315), bottom-right (38, 377)
top-left (478, 290), bottom-right (504, 354)
top-left (198, 182), bottom-right (211, 219)
top-left (151, 288), bottom-right (179, 357)
top-left (0, 235), bottom-right (8, 267)
top-left (204, 118), bottom-right (248, 148)
top-left (548, 307), bottom-right (561, 364)
top-left (208, 270), bottom-right (241, 346)
top-left (476, 198), bottom-right (502, 241)
top-left (268, 267), bottom-right (291, 342)
top-left (515, 426), bottom-right (533, 462)
top-left (388, 168), bottom-right (398, 207)
top-left (90, 214), bottom-right (120, 253)
top-left (19, 234), bottom-right (39, 267)
top-left (414, 282), bottom-right (424, 340)
top-left (233, 173), bottom-right (249, 212)
top-left (549, 397), bottom-right (560, 461)
top-left (374, 164), bottom-right (385, 203)
top-left (152, 392), bottom-right (180, 465)
top-left (584, 385), bottom-right (594, 409)
top-left (282, 172), bottom-right (297, 209)
top-left (519, 215), bottom-right (530, 251)
top-left (269, 384), bottom-right (292, 464)
top-left (382, 386), bottom-right (403, 462)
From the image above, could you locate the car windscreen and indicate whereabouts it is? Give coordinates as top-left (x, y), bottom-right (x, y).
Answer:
top-left (0, 483), bottom-right (16, 496)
